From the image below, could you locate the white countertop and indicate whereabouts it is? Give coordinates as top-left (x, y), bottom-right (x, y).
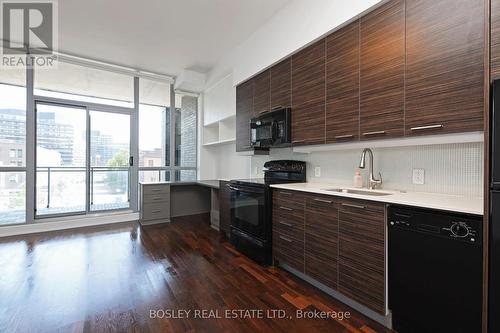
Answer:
top-left (270, 183), bottom-right (484, 215)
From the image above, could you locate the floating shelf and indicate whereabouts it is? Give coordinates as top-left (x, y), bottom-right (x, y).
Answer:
top-left (203, 138), bottom-right (236, 147)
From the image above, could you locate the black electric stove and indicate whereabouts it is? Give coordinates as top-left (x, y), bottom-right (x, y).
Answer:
top-left (229, 160), bottom-right (306, 265)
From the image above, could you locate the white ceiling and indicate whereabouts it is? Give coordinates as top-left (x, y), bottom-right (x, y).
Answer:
top-left (58, 0), bottom-right (291, 77)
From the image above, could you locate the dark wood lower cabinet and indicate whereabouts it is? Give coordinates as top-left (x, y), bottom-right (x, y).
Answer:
top-left (219, 180), bottom-right (231, 238)
top-left (338, 199), bottom-right (385, 314)
top-left (272, 190), bottom-right (386, 315)
top-left (305, 195), bottom-right (339, 290)
top-left (272, 191), bottom-right (305, 272)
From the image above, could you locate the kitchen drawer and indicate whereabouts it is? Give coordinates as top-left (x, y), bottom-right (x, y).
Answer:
top-left (273, 202), bottom-right (304, 222)
top-left (273, 218), bottom-right (304, 241)
top-left (273, 189), bottom-right (306, 205)
top-left (273, 230), bottom-right (304, 272)
top-left (142, 184), bottom-right (170, 196)
top-left (142, 202), bottom-right (170, 221)
top-left (306, 194), bottom-right (338, 212)
top-left (143, 192), bottom-right (170, 204)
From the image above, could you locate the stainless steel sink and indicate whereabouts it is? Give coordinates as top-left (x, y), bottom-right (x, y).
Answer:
top-left (324, 188), bottom-right (393, 196)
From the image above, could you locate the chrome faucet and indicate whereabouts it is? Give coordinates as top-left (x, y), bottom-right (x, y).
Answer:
top-left (359, 148), bottom-right (382, 190)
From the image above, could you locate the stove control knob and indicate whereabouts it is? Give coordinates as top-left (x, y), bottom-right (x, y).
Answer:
top-left (450, 222), bottom-right (469, 238)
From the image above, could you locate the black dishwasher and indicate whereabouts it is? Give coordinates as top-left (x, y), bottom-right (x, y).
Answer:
top-left (388, 206), bottom-right (482, 333)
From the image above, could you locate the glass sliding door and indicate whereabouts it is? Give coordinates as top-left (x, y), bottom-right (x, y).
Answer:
top-left (89, 111), bottom-right (130, 212)
top-left (35, 102), bottom-right (87, 217)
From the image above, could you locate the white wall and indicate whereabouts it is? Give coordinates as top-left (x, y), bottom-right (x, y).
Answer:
top-left (205, 0), bottom-right (381, 87)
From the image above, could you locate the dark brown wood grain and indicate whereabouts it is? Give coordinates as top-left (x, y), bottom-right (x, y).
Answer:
top-left (305, 196), bottom-right (339, 290)
top-left (253, 69), bottom-right (271, 115)
top-left (219, 180), bottom-right (231, 238)
top-left (359, 0), bottom-right (405, 140)
top-left (270, 57), bottom-right (292, 109)
top-left (326, 21), bottom-right (360, 143)
top-left (291, 39), bottom-right (326, 146)
top-left (338, 199), bottom-right (385, 314)
top-left (0, 216), bottom-right (392, 333)
top-left (236, 79), bottom-right (254, 151)
top-left (405, 0), bottom-right (484, 136)
top-left (492, 0), bottom-right (500, 80)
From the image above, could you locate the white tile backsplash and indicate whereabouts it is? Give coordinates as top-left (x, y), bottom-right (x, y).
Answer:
top-left (251, 143), bottom-right (484, 197)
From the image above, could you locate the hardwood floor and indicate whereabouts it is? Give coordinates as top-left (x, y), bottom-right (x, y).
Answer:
top-left (0, 215), bottom-right (391, 333)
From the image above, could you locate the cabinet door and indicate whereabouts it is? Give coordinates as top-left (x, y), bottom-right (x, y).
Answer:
top-left (360, 0), bottom-right (405, 140)
top-left (493, 0), bottom-right (500, 80)
top-left (253, 70), bottom-right (271, 115)
top-left (338, 199), bottom-right (385, 314)
top-left (405, 0), bottom-right (484, 135)
top-left (326, 20), bottom-right (360, 143)
top-left (235, 79), bottom-right (254, 151)
top-left (219, 180), bottom-right (231, 238)
top-left (291, 39), bottom-right (326, 146)
top-left (270, 57), bottom-right (291, 109)
top-left (305, 195), bottom-right (339, 290)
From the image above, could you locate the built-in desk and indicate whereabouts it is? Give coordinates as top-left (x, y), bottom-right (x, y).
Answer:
top-left (139, 180), bottom-right (223, 227)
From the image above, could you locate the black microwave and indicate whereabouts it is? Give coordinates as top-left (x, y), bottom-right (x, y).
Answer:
top-left (250, 108), bottom-right (291, 148)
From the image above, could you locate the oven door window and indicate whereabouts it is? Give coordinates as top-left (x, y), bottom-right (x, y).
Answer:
top-left (231, 187), bottom-right (265, 239)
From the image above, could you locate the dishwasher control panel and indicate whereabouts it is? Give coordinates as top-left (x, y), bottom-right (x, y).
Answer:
top-left (388, 205), bottom-right (482, 245)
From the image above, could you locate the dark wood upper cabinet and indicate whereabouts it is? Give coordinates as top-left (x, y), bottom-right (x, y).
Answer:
top-left (305, 195), bottom-right (339, 290)
top-left (405, 0), bottom-right (484, 135)
top-left (253, 69), bottom-right (271, 115)
top-left (326, 20), bottom-right (360, 143)
top-left (235, 79), bottom-right (254, 152)
top-left (338, 199), bottom-right (385, 314)
top-left (270, 57), bottom-right (292, 109)
top-left (359, 0), bottom-right (405, 140)
top-left (219, 180), bottom-right (231, 238)
top-left (492, 0), bottom-right (500, 80)
top-left (291, 39), bottom-right (326, 146)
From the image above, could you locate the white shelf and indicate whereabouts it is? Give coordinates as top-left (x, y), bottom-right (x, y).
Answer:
top-left (203, 138), bottom-right (236, 147)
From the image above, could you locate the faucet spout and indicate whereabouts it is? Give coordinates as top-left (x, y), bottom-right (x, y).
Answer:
top-left (358, 148), bottom-right (382, 190)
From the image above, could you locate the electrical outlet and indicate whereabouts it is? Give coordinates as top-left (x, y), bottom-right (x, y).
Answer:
top-left (412, 168), bottom-right (425, 185)
top-left (314, 166), bottom-right (321, 177)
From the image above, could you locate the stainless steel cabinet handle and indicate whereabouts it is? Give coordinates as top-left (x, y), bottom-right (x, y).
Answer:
top-left (362, 131), bottom-right (386, 136)
top-left (335, 134), bottom-right (354, 139)
top-left (279, 235), bottom-right (293, 243)
top-left (341, 203), bottom-right (366, 209)
top-left (279, 191), bottom-right (292, 196)
top-left (279, 221), bottom-right (293, 227)
top-left (152, 210), bottom-right (162, 213)
top-left (280, 206), bottom-right (293, 211)
top-left (410, 124), bottom-right (444, 131)
top-left (292, 139), bottom-right (305, 143)
top-left (258, 109), bottom-right (268, 114)
top-left (152, 198), bottom-right (162, 201)
top-left (151, 189), bottom-right (163, 192)
top-left (314, 198), bottom-right (332, 204)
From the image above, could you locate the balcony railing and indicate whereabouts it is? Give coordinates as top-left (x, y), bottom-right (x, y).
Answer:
top-left (36, 166), bottom-right (130, 215)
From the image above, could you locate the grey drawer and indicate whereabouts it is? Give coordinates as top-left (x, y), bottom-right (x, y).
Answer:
top-left (142, 184), bottom-right (170, 196)
top-left (143, 192), bottom-right (169, 204)
top-left (142, 202), bottom-right (170, 221)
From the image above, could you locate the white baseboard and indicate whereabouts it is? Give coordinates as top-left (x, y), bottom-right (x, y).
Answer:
top-left (0, 212), bottom-right (139, 238)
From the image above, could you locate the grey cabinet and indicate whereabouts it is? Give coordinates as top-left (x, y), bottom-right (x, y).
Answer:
top-left (139, 183), bottom-right (171, 224)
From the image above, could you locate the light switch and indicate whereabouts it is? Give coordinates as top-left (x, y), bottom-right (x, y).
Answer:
top-left (314, 166), bottom-right (321, 177)
top-left (412, 168), bottom-right (425, 185)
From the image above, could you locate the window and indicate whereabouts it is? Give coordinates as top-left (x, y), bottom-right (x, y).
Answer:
top-left (0, 68), bottom-right (26, 225)
top-left (35, 61), bottom-right (134, 108)
top-left (138, 78), bottom-right (172, 181)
